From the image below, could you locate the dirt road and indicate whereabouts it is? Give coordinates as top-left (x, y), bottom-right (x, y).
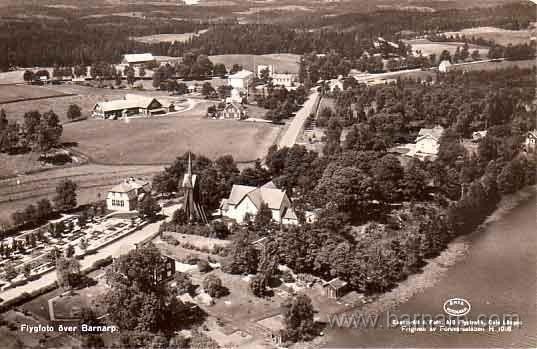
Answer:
top-left (278, 91), bottom-right (319, 148)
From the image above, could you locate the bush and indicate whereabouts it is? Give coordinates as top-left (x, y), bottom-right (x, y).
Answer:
top-left (197, 259), bottom-right (213, 273)
top-left (182, 254), bottom-right (200, 265)
top-left (90, 256), bottom-right (113, 270)
top-left (212, 244), bottom-right (228, 257)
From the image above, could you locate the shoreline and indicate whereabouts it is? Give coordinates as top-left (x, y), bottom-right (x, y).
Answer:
top-left (319, 185), bottom-right (536, 347)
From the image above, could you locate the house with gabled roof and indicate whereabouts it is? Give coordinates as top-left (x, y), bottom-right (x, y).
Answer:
top-left (106, 177), bottom-right (150, 212)
top-left (410, 125), bottom-right (445, 159)
top-left (219, 102), bottom-right (247, 120)
top-left (92, 94), bottom-right (165, 119)
top-left (323, 277), bottom-right (349, 299)
top-left (219, 181), bottom-right (298, 225)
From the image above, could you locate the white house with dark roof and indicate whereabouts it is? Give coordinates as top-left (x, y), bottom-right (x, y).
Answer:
top-left (219, 181), bottom-right (298, 224)
top-left (106, 177), bottom-right (150, 212)
top-left (122, 53), bottom-right (156, 66)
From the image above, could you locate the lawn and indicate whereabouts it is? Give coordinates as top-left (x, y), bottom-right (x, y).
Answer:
top-left (0, 84), bottom-right (70, 104)
top-left (209, 53), bottom-right (300, 74)
top-left (443, 27), bottom-right (536, 46)
top-left (62, 101), bottom-right (281, 164)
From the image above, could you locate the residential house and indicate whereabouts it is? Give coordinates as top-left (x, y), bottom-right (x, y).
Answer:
top-left (438, 60), bottom-right (452, 73)
top-left (228, 70), bottom-right (254, 90)
top-left (220, 181), bottom-right (298, 224)
top-left (106, 177), bottom-right (150, 212)
top-left (323, 278), bottom-right (349, 299)
top-left (219, 102), bottom-right (247, 120)
top-left (411, 126), bottom-right (445, 159)
top-left (122, 53), bottom-right (156, 67)
top-left (525, 129), bottom-right (537, 152)
top-left (272, 73), bottom-right (297, 88)
top-left (472, 130), bottom-right (487, 142)
top-left (92, 94), bottom-right (165, 119)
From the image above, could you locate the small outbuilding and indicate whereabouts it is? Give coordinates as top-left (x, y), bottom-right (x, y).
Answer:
top-left (323, 277), bottom-right (348, 299)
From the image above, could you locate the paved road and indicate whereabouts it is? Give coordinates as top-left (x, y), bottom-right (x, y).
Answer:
top-left (278, 91), bottom-right (319, 148)
top-left (0, 204), bottom-right (180, 304)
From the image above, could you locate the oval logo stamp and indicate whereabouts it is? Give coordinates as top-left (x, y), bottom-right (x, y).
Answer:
top-left (443, 298), bottom-right (471, 317)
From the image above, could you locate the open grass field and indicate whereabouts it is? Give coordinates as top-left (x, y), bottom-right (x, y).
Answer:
top-left (450, 59), bottom-right (536, 72)
top-left (443, 27), bottom-right (536, 46)
top-left (209, 53), bottom-right (300, 74)
top-left (62, 101), bottom-right (279, 165)
top-left (0, 84), bottom-right (70, 104)
top-left (405, 39), bottom-right (489, 57)
top-left (0, 164), bottom-right (163, 224)
top-left (133, 29), bottom-right (208, 43)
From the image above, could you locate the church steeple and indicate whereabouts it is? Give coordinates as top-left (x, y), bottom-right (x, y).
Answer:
top-left (187, 152), bottom-right (192, 175)
top-left (180, 152), bottom-right (208, 224)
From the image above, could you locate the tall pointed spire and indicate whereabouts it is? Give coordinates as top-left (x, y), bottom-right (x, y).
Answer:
top-left (187, 152), bottom-right (192, 175)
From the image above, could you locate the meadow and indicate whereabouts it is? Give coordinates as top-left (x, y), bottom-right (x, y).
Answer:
top-left (209, 53), bottom-right (300, 74)
top-left (0, 84), bottom-right (70, 104)
top-left (405, 39), bottom-right (489, 57)
top-left (62, 101), bottom-right (279, 165)
top-left (443, 27), bottom-right (535, 46)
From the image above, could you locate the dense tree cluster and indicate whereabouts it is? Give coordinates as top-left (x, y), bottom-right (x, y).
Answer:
top-left (0, 109), bottom-right (63, 154)
top-left (255, 86), bottom-right (307, 123)
top-left (104, 243), bottom-right (190, 335)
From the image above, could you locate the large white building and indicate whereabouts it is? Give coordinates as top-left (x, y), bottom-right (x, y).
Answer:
top-left (411, 126), bottom-right (445, 159)
top-left (220, 181), bottom-right (298, 224)
top-left (122, 53), bottom-right (156, 67)
top-left (106, 178), bottom-right (150, 212)
top-left (272, 73), bottom-right (298, 88)
top-left (228, 70), bottom-right (254, 90)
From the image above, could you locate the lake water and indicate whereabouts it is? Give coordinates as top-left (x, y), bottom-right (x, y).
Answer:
top-left (326, 190), bottom-right (536, 348)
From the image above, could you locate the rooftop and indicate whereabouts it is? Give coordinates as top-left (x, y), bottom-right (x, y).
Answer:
top-left (123, 53), bottom-right (155, 63)
top-left (229, 70), bottom-right (254, 79)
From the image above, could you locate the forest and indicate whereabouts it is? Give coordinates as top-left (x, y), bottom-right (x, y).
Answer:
top-left (0, 1), bottom-right (534, 71)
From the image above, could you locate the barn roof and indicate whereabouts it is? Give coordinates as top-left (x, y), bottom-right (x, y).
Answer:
top-left (95, 95), bottom-right (162, 113)
top-left (228, 70), bottom-right (253, 79)
top-left (123, 53), bottom-right (155, 64)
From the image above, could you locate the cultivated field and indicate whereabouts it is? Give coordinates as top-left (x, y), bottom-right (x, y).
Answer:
top-left (62, 101), bottom-right (279, 164)
top-left (443, 27), bottom-right (536, 46)
top-left (405, 39), bottom-right (489, 57)
top-left (0, 84), bottom-right (70, 104)
top-left (133, 29), bottom-right (208, 43)
top-left (209, 53), bottom-right (300, 73)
